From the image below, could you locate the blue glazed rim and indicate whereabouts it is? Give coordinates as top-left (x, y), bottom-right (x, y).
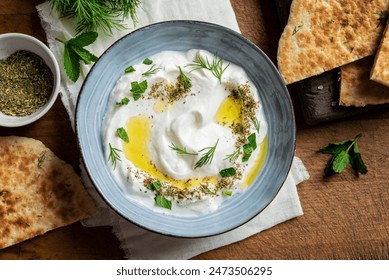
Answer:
top-left (75, 20), bottom-right (296, 238)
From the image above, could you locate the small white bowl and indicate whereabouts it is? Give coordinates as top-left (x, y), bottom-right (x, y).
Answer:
top-left (0, 33), bottom-right (60, 127)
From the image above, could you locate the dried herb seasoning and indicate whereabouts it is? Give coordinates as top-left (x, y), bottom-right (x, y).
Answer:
top-left (0, 50), bottom-right (53, 117)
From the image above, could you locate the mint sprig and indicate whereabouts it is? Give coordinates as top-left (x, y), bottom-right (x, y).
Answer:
top-left (63, 31), bottom-right (99, 82)
top-left (320, 134), bottom-right (368, 176)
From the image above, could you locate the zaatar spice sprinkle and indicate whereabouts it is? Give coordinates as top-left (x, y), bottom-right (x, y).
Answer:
top-left (0, 50), bottom-right (53, 116)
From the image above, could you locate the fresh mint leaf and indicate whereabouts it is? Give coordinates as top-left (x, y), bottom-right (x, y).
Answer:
top-left (143, 58), bottom-right (153, 65)
top-left (219, 167), bottom-right (236, 178)
top-left (72, 45), bottom-right (98, 64)
top-left (154, 195), bottom-right (172, 210)
top-left (63, 31), bottom-right (99, 82)
top-left (116, 97), bottom-right (130, 106)
top-left (124, 66), bottom-right (135, 73)
top-left (63, 43), bottom-right (80, 82)
top-left (130, 80), bottom-right (148, 100)
top-left (247, 133), bottom-right (257, 150)
top-left (147, 181), bottom-right (162, 191)
top-left (116, 127), bottom-right (129, 142)
top-left (68, 31), bottom-right (98, 47)
top-left (320, 134), bottom-right (367, 176)
top-left (242, 143), bottom-right (253, 162)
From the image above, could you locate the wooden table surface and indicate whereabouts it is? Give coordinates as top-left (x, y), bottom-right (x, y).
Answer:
top-left (1, 0), bottom-right (389, 260)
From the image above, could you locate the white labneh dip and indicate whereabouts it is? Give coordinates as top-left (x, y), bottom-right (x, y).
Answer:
top-left (104, 49), bottom-right (267, 217)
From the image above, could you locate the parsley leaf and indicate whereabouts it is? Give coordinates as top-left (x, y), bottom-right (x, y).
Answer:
top-left (320, 134), bottom-right (368, 176)
top-left (124, 65), bottom-right (135, 73)
top-left (63, 31), bottom-right (98, 82)
top-left (143, 58), bottom-right (153, 65)
top-left (154, 195), bottom-right (172, 210)
top-left (130, 80), bottom-right (148, 100)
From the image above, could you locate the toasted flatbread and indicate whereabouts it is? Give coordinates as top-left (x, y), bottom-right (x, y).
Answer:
top-left (340, 56), bottom-right (389, 107)
top-left (278, 0), bottom-right (389, 84)
top-left (0, 136), bottom-right (97, 250)
top-left (371, 20), bottom-right (389, 87)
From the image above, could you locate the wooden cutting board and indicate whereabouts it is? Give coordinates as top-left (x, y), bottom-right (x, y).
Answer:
top-left (275, 0), bottom-right (389, 125)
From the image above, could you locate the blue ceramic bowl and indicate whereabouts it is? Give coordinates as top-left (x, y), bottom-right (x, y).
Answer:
top-left (76, 21), bottom-right (295, 237)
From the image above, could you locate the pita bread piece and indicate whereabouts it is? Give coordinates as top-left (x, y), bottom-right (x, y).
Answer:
top-left (340, 56), bottom-right (389, 107)
top-left (371, 19), bottom-right (389, 87)
top-left (0, 136), bottom-right (97, 250)
top-left (278, 0), bottom-right (389, 84)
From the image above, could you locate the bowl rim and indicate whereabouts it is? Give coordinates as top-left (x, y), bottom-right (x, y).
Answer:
top-left (0, 32), bottom-right (60, 127)
top-left (75, 20), bottom-right (296, 238)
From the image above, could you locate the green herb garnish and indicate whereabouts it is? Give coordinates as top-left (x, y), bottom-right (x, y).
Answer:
top-left (224, 148), bottom-right (240, 162)
top-left (188, 54), bottom-right (229, 83)
top-left (108, 143), bottom-right (122, 169)
top-left (252, 117), bottom-right (260, 133)
top-left (169, 143), bottom-right (198, 155)
top-left (154, 195), bottom-right (172, 210)
top-left (124, 65), bottom-right (135, 73)
top-left (116, 97), bottom-right (130, 106)
top-left (147, 181), bottom-right (162, 191)
top-left (219, 167), bottom-right (236, 178)
top-left (242, 133), bottom-right (257, 162)
top-left (63, 31), bottom-right (99, 82)
top-left (194, 139), bottom-right (219, 169)
top-left (204, 188), bottom-right (217, 195)
top-left (37, 152), bottom-right (46, 169)
top-left (116, 127), bottom-right (129, 142)
top-left (143, 58), bottom-right (153, 65)
top-left (142, 64), bottom-right (161, 76)
top-left (50, 0), bottom-right (140, 34)
top-left (292, 24), bottom-right (303, 35)
top-left (130, 80), bottom-right (148, 100)
top-left (222, 189), bottom-right (233, 196)
top-left (320, 134), bottom-right (368, 176)
top-left (178, 66), bottom-right (192, 90)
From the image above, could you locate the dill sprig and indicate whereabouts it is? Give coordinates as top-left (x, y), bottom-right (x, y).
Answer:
top-left (224, 148), bottom-right (240, 162)
top-left (142, 64), bottom-right (161, 77)
top-left (169, 143), bottom-right (198, 156)
top-left (178, 66), bottom-right (192, 90)
top-left (252, 117), bottom-right (260, 133)
top-left (195, 139), bottom-right (219, 169)
top-left (108, 143), bottom-right (122, 169)
top-left (49, 0), bottom-right (141, 34)
top-left (188, 54), bottom-right (229, 83)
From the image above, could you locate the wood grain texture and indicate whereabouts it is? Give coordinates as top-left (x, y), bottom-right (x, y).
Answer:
top-left (1, 0), bottom-right (389, 260)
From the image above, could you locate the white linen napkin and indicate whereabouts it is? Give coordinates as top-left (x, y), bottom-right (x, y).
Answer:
top-left (37, 0), bottom-right (309, 259)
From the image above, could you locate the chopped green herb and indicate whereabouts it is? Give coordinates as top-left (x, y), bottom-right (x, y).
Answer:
top-left (292, 24), bottom-right (303, 35)
top-left (188, 53), bottom-right (229, 83)
top-left (377, 10), bottom-right (389, 27)
top-left (154, 195), bottom-right (172, 210)
top-left (222, 189), bottom-right (233, 196)
top-left (142, 64), bottom-right (161, 76)
top-left (108, 143), bottom-right (122, 169)
top-left (219, 167), bottom-right (236, 178)
top-left (143, 58), bottom-right (153, 65)
top-left (116, 127), bottom-right (129, 142)
top-left (242, 143), bottom-right (253, 162)
top-left (169, 143), bottom-right (198, 155)
top-left (247, 133), bottom-right (257, 150)
top-left (194, 139), bottom-right (219, 169)
top-left (116, 97), bottom-right (130, 106)
top-left (178, 66), bottom-right (192, 90)
top-left (320, 134), bottom-right (367, 176)
top-left (147, 181), bottom-right (162, 191)
top-left (124, 65), bottom-right (135, 73)
top-left (130, 80), bottom-right (148, 100)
